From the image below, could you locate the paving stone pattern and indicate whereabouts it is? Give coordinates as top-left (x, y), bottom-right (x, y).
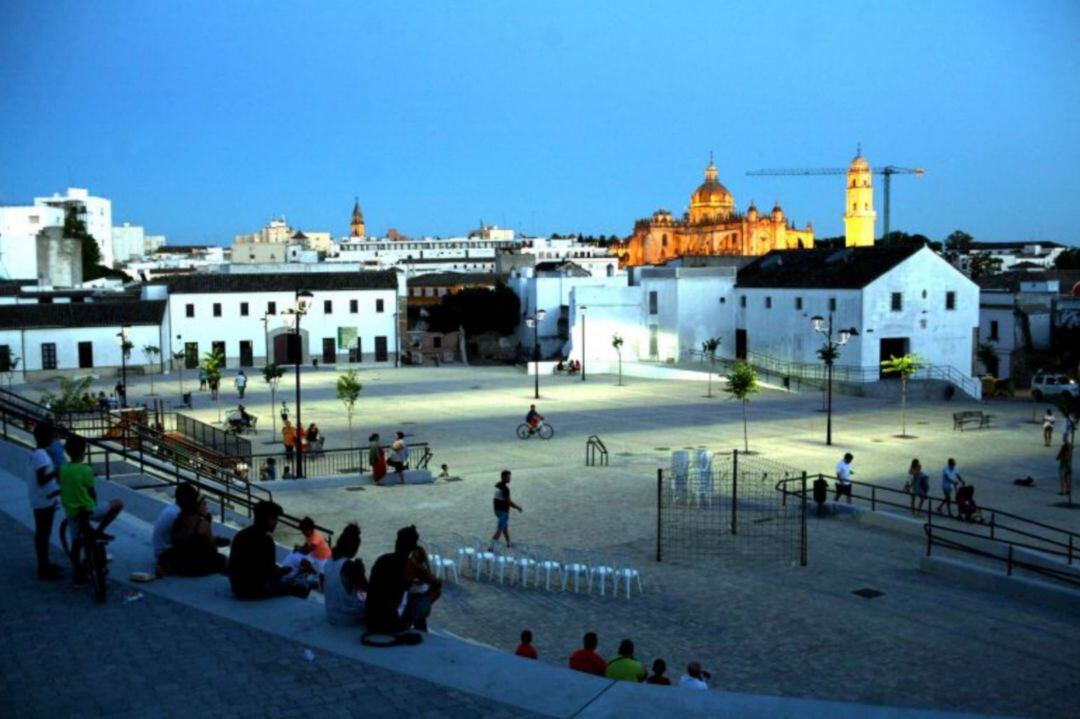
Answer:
top-left (0, 513), bottom-right (545, 719)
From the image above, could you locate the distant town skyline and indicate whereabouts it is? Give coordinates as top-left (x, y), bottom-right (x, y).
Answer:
top-left (1, 1), bottom-right (1078, 246)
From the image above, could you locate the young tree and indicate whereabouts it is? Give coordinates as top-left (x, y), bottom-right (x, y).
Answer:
top-left (724, 362), bottom-right (759, 453)
top-left (262, 363), bottom-right (285, 436)
top-left (611, 334), bottom-right (624, 386)
top-left (41, 376), bottom-right (97, 413)
top-left (142, 345), bottom-right (161, 395)
top-left (201, 350), bottom-right (224, 422)
top-left (881, 353), bottom-right (923, 438)
top-left (336, 369), bottom-right (363, 450)
top-left (702, 337), bottom-right (721, 397)
top-left (976, 341), bottom-right (998, 377)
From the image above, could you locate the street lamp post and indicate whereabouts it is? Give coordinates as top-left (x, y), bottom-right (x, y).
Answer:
top-left (116, 325), bottom-right (131, 408)
top-left (290, 290), bottom-right (314, 478)
top-left (580, 305), bottom-right (587, 382)
top-left (524, 309), bottom-right (548, 400)
top-left (261, 312), bottom-right (271, 365)
top-left (811, 313), bottom-right (858, 446)
top-left (175, 333), bottom-right (184, 399)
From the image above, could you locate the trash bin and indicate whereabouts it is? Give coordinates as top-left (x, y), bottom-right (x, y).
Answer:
top-left (182, 391), bottom-right (192, 408)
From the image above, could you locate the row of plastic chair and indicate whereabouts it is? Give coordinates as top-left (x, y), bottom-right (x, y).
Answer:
top-left (426, 536), bottom-right (643, 598)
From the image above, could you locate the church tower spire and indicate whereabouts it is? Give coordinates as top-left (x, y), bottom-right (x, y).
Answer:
top-left (843, 146), bottom-right (875, 247)
top-left (350, 198), bottom-right (366, 238)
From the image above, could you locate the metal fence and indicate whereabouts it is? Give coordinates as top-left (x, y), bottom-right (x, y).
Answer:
top-left (174, 413), bottom-right (251, 460)
top-left (247, 442), bottom-right (433, 481)
top-left (657, 449), bottom-right (807, 567)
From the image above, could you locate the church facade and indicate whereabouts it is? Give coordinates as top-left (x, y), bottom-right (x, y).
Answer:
top-left (618, 159), bottom-right (814, 267)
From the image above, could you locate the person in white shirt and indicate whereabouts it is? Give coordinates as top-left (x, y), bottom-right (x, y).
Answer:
top-left (678, 662), bottom-right (710, 690)
top-left (835, 453), bottom-right (855, 503)
top-left (28, 422), bottom-right (63, 580)
top-left (235, 370), bottom-right (248, 399)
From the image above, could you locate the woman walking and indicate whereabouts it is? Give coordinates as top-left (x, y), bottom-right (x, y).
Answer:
top-left (908, 458), bottom-right (929, 515)
top-left (368, 433), bottom-right (387, 485)
top-left (1043, 409), bottom-right (1055, 447)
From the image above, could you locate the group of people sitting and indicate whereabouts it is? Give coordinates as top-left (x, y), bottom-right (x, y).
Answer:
top-left (554, 359), bottom-right (581, 375)
top-left (527, 631), bottom-right (712, 689)
top-left (151, 489), bottom-right (442, 636)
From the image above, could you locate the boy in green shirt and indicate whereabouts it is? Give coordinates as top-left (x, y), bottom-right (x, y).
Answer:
top-left (59, 435), bottom-right (124, 582)
top-left (606, 639), bottom-right (647, 682)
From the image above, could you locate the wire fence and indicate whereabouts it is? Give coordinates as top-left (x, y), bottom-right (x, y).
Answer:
top-left (657, 449), bottom-right (807, 567)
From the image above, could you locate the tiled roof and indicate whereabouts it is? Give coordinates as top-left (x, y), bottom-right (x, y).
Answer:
top-left (0, 300), bottom-right (167, 329)
top-left (736, 242), bottom-right (925, 289)
top-left (162, 270), bottom-right (397, 294)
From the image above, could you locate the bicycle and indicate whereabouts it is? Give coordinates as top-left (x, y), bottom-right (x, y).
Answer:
top-left (516, 421), bottom-right (554, 440)
top-left (59, 513), bottom-right (111, 603)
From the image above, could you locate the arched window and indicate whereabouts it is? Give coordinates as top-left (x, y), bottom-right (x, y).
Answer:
top-left (606, 264), bottom-right (614, 277)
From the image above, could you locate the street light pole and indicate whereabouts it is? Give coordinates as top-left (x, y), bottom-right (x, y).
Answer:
top-left (580, 306), bottom-right (587, 382)
top-left (811, 313), bottom-right (858, 447)
top-left (261, 313), bottom-right (271, 365)
top-left (525, 309), bottom-right (547, 400)
top-left (292, 290), bottom-right (313, 478)
top-left (116, 325), bottom-right (130, 408)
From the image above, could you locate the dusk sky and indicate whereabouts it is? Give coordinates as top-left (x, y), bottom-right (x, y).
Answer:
top-left (1, 1), bottom-right (1078, 246)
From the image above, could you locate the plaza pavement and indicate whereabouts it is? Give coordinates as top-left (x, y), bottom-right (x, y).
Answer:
top-left (13, 364), bottom-right (1080, 717)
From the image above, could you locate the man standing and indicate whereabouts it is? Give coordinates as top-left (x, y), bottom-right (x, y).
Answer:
top-left (282, 420), bottom-right (296, 467)
top-left (27, 422), bottom-right (63, 580)
top-left (936, 458), bottom-right (965, 517)
top-left (235, 370), bottom-right (248, 399)
top-left (489, 470), bottom-right (523, 551)
top-left (1058, 440), bottom-right (1073, 497)
top-left (387, 431), bottom-right (409, 484)
top-left (835, 452), bottom-right (854, 503)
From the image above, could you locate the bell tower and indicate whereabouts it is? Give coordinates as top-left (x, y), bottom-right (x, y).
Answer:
top-left (350, 198), bottom-right (366, 238)
top-left (843, 145), bottom-right (876, 247)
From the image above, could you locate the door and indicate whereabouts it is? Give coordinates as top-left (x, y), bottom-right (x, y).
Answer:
top-left (648, 325), bottom-right (659, 359)
top-left (879, 337), bottom-right (909, 379)
top-left (239, 341), bottom-right (254, 368)
top-left (322, 337), bottom-right (336, 364)
top-left (78, 342), bottom-right (93, 369)
top-left (374, 335), bottom-right (388, 362)
top-left (184, 342), bottom-right (199, 369)
top-left (212, 341), bottom-right (227, 368)
top-left (349, 337), bottom-right (362, 362)
top-left (735, 329), bottom-right (747, 360)
top-left (275, 334), bottom-right (301, 365)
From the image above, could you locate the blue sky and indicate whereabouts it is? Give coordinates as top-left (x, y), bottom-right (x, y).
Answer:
top-left (1, 1), bottom-right (1078, 246)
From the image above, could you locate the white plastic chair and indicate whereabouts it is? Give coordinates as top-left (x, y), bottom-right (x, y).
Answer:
top-left (615, 565), bottom-right (644, 598)
top-left (427, 542), bottom-right (459, 583)
top-left (532, 545), bottom-right (563, 591)
top-left (452, 534), bottom-right (478, 578)
top-left (562, 551), bottom-right (592, 593)
top-left (513, 545), bottom-right (538, 587)
top-left (474, 542), bottom-right (497, 581)
top-left (589, 551), bottom-right (617, 597)
top-left (670, 451), bottom-right (690, 504)
top-left (489, 547), bottom-right (516, 585)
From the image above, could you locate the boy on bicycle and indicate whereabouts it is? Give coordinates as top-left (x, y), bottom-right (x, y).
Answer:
top-left (59, 435), bottom-right (124, 584)
top-left (525, 404), bottom-right (543, 433)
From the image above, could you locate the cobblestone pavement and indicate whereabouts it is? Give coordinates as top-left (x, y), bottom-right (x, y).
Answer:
top-left (0, 514), bottom-right (545, 719)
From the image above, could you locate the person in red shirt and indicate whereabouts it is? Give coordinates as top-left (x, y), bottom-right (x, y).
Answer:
top-left (568, 632), bottom-right (606, 676)
top-left (514, 629), bottom-right (538, 660)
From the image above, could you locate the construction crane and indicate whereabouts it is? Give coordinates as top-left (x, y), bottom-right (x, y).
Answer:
top-left (746, 161), bottom-right (924, 239)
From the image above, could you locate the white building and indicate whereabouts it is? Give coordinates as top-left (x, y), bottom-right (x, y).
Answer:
top-left (124, 245), bottom-right (227, 281)
top-left (34, 188), bottom-right (114, 268)
top-left (517, 237), bottom-right (619, 278)
top-left (953, 241), bottom-right (1067, 274)
top-left (112, 222), bottom-right (147, 263)
top-left (977, 273), bottom-right (1058, 379)
top-left (330, 235), bottom-right (517, 277)
top-left (154, 270), bottom-right (400, 369)
top-left (0, 205), bottom-right (66, 280)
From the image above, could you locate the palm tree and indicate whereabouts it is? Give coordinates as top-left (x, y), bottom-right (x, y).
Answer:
top-left (881, 353), bottom-right (923, 438)
top-left (201, 350), bottom-right (225, 422)
top-left (336, 369), bottom-right (363, 450)
top-left (702, 337), bottom-right (721, 397)
top-left (611, 334), bottom-right (624, 386)
top-left (142, 345), bottom-right (161, 395)
top-left (724, 362), bottom-right (759, 452)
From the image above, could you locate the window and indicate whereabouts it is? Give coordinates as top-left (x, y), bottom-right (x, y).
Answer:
top-left (324, 300), bottom-right (333, 314)
top-left (240, 302), bottom-right (249, 317)
top-left (376, 299), bottom-right (385, 313)
top-left (828, 297), bottom-right (837, 312)
top-left (945, 291), bottom-right (956, 310)
top-left (648, 291), bottom-right (658, 315)
top-left (213, 302), bottom-right (222, 317)
top-left (890, 292), bottom-right (902, 312)
top-left (433, 336), bottom-right (442, 349)
top-left (765, 297), bottom-right (772, 309)
top-left (267, 301), bottom-right (276, 315)
top-left (795, 297), bottom-right (803, 311)
top-left (41, 343), bottom-right (57, 370)
top-left (989, 320), bottom-right (999, 341)
top-left (349, 299), bottom-right (358, 314)
top-left (740, 296), bottom-right (746, 308)
top-left (185, 303), bottom-right (195, 318)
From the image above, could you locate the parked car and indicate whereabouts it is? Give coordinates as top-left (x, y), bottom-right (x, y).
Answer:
top-left (1030, 372), bottom-right (1079, 402)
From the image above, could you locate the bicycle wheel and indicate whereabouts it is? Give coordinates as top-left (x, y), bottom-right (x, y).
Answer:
top-left (516, 424), bottom-right (531, 440)
top-left (58, 518), bottom-right (73, 561)
top-left (538, 423), bottom-right (554, 440)
top-left (90, 541), bottom-right (108, 603)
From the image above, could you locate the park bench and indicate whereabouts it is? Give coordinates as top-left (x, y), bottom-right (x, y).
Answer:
top-left (953, 410), bottom-right (992, 431)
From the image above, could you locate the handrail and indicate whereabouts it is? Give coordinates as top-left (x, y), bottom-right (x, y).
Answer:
top-left (586, 435), bottom-right (608, 467)
top-left (247, 441), bottom-right (434, 479)
top-left (925, 524), bottom-right (1080, 587)
top-left (777, 474), bottom-right (1078, 565)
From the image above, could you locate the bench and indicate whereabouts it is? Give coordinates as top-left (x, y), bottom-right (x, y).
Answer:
top-left (953, 410), bottom-right (992, 431)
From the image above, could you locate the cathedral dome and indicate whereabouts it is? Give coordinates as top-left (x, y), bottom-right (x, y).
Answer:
top-left (688, 158), bottom-right (735, 224)
top-left (771, 202), bottom-right (785, 222)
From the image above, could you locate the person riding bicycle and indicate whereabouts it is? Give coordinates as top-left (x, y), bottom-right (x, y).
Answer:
top-left (58, 434), bottom-right (124, 585)
top-left (525, 404), bottom-right (544, 433)
top-left (228, 404), bottom-right (255, 432)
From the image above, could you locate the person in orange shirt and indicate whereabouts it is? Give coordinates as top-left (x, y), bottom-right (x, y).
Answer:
top-left (282, 420), bottom-right (297, 466)
top-left (296, 516), bottom-right (332, 561)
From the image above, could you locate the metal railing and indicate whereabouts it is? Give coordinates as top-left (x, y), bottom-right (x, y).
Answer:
top-left (248, 442), bottom-right (433, 481)
top-left (174, 413), bottom-right (252, 460)
top-left (586, 435), bottom-right (608, 466)
top-left (776, 474), bottom-right (1079, 583)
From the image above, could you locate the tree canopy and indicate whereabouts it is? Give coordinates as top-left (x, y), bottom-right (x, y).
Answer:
top-left (428, 283), bottom-right (521, 335)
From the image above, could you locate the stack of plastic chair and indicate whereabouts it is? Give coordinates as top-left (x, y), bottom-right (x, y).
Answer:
top-left (562, 550), bottom-right (592, 593)
top-left (670, 450), bottom-right (691, 505)
top-left (615, 564), bottom-right (644, 599)
top-left (692, 450), bottom-right (715, 507)
top-left (513, 544), bottom-right (538, 587)
top-left (532, 545), bottom-right (564, 591)
top-left (589, 550), bottom-right (617, 597)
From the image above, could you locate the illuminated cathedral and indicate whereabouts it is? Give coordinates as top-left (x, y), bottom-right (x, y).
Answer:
top-left (618, 157), bottom-right (815, 267)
